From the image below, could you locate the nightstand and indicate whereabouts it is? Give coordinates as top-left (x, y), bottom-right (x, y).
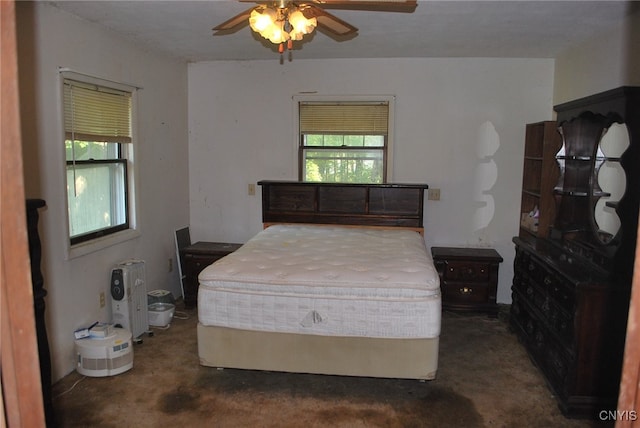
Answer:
top-left (431, 247), bottom-right (503, 317)
top-left (180, 241), bottom-right (243, 308)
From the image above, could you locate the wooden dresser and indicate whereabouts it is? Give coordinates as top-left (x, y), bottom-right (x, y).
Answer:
top-left (510, 237), bottom-right (622, 417)
top-left (511, 87), bottom-right (640, 418)
top-left (431, 247), bottom-right (503, 317)
top-left (180, 241), bottom-right (243, 308)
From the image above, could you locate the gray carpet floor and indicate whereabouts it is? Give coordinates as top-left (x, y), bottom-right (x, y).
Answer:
top-left (51, 304), bottom-right (609, 427)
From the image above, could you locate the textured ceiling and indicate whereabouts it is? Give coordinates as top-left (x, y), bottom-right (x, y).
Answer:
top-left (50, 1), bottom-right (636, 62)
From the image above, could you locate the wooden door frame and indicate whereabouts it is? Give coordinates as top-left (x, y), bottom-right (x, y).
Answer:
top-left (1, 0), bottom-right (47, 426)
top-left (617, 215), bottom-right (640, 427)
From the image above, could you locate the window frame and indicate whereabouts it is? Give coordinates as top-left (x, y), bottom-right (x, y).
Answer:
top-left (61, 71), bottom-right (140, 259)
top-left (294, 95), bottom-right (395, 183)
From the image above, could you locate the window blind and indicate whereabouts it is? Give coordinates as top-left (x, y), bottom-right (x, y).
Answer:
top-left (299, 102), bottom-right (389, 134)
top-left (64, 79), bottom-right (132, 143)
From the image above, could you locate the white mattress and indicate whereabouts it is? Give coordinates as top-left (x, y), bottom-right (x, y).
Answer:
top-left (198, 225), bottom-right (441, 339)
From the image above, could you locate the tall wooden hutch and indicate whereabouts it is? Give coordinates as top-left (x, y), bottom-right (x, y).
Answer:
top-left (510, 87), bottom-right (640, 418)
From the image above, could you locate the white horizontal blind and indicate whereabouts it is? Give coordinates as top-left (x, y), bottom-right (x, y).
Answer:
top-left (64, 79), bottom-right (132, 143)
top-left (299, 102), bottom-right (389, 134)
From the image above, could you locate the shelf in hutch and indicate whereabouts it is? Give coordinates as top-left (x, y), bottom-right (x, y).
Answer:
top-left (519, 121), bottom-right (562, 240)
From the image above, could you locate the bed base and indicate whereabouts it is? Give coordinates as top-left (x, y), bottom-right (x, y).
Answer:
top-left (197, 324), bottom-right (439, 380)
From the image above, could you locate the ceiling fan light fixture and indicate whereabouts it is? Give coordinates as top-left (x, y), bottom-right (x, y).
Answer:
top-left (288, 9), bottom-right (317, 36)
top-left (267, 23), bottom-right (291, 44)
top-left (249, 7), bottom-right (276, 33)
top-left (214, 1), bottom-right (417, 56)
top-left (248, 3), bottom-right (317, 51)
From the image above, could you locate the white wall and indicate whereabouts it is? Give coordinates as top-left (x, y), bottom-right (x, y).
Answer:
top-left (188, 58), bottom-right (556, 306)
top-left (17, 2), bottom-right (189, 381)
top-left (554, 8), bottom-right (640, 104)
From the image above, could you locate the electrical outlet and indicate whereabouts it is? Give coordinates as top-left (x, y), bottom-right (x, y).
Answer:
top-left (248, 183), bottom-right (256, 196)
top-left (168, 258), bottom-right (173, 273)
top-left (428, 188), bottom-right (441, 201)
top-left (99, 292), bottom-right (106, 308)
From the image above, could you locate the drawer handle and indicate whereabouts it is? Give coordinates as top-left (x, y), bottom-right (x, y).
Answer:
top-left (459, 287), bottom-right (473, 295)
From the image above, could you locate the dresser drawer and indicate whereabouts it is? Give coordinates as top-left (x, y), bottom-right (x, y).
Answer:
top-left (510, 291), bottom-right (573, 388)
top-left (519, 253), bottom-right (576, 314)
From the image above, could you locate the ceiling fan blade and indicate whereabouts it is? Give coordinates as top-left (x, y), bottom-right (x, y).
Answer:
top-left (239, 0), bottom-right (417, 12)
top-left (310, 0), bottom-right (417, 13)
top-left (305, 5), bottom-right (358, 36)
top-left (212, 7), bottom-right (254, 34)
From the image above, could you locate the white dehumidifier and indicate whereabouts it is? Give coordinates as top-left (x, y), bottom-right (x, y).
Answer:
top-left (148, 303), bottom-right (175, 327)
top-left (148, 289), bottom-right (176, 327)
top-left (75, 328), bottom-right (133, 377)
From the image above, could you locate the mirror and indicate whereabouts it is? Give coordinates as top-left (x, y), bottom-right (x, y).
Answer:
top-left (594, 122), bottom-right (629, 243)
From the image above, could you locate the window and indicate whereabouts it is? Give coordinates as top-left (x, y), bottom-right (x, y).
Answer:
top-left (63, 78), bottom-right (133, 245)
top-left (298, 100), bottom-right (391, 183)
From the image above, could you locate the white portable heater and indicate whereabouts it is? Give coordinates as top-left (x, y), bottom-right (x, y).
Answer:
top-left (111, 259), bottom-right (149, 342)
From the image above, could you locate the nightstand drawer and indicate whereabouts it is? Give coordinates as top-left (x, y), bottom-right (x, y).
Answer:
top-left (441, 281), bottom-right (490, 305)
top-left (184, 253), bottom-right (225, 276)
top-left (442, 261), bottom-right (491, 282)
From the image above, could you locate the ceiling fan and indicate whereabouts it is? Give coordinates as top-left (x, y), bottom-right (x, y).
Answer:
top-left (213, 0), bottom-right (418, 53)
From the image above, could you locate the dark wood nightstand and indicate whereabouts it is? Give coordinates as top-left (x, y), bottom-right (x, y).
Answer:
top-left (431, 247), bottom-right (503, 317)
top-left (180, 241), bottom-right (243, 308)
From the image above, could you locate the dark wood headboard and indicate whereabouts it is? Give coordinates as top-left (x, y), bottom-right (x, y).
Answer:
top-left (258, 181), bottom-right (429, 230)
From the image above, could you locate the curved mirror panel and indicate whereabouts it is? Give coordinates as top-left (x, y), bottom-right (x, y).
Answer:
top-left (600, 122), bottom-right (630, 156)
top-left (594, 123), bottom-right (629, 243)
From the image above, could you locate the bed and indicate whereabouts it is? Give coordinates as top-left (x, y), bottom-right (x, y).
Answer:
top-left (197, 181), bottom-right (441, 380)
